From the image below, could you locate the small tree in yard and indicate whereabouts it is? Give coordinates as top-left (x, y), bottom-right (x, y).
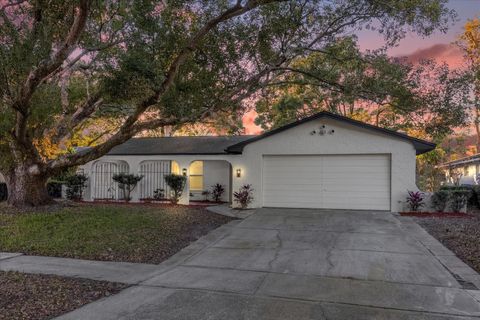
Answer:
top-left (234, 184), bottom-right (254, 209)
top-left (65, 173), bottom-right (88, 201)
top-left (211, 184), bottom-right (225, 202)
top-left (449, 190), bottom-right (470, 212)
top-left (164, 174), bottom-right (187, 204)
top-left (406, 191), bottom-right (425, 212)
top-left (112, 173), bottom-right (143, 202)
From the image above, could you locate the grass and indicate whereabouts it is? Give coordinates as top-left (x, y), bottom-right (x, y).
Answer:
top-left (0, 203), bottom-right (233, 263)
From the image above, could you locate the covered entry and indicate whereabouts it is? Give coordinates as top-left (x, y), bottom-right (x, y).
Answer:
top-left (262, 154), bottom-right (391, 210)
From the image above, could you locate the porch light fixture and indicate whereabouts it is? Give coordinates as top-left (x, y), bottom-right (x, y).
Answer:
top-left (236, 168), bottom-right (242, 178)
top-left (182, 168), bottom-right (187, 176)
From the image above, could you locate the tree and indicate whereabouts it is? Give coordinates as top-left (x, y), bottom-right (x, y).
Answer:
top-left (164, 174), bottom-right (187, 204)
top-left (254, 39), bottom-right (470, 140)
top-left (0, 0), bottom-right (454, 207)
top-left (112, 173), bottom-right (143, 202)
top-left (458, 16), bottom-right (480, 152)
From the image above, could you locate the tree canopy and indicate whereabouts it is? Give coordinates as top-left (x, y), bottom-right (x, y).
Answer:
top-left (0, 0), bottom-right (457, 206)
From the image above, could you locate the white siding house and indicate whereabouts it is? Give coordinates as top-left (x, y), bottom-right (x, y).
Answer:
top-left (79, 112), bottom-right (435, 212)
top-left (438, 154), bottom-right (480, 185)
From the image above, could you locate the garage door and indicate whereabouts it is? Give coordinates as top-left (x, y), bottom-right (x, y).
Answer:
top-left (262, 155), bottom-right (390, 210)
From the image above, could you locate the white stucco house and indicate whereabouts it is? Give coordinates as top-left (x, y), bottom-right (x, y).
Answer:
top-left (438, 154), bottom-right (480, 185)
top-left (79, 111), bottom-right (435, 212)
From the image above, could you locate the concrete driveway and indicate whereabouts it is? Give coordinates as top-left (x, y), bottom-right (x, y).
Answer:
top-left (58, 208), bottom-right (480, 319)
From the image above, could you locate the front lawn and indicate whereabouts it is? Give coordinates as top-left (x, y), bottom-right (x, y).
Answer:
top-left (0, 203), bottom-right (233, 263)
top-left (0, 271), bottom-right (125, 320)
top-left (415, 214), bottom-right (480, 273)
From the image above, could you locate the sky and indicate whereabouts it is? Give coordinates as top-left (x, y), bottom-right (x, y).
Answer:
top-left (243, 0), bottom-right (480, 134)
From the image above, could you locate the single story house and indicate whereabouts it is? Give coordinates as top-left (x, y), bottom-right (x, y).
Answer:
top-left (79, 111), bottom-right (436, 212)
top-left (437, 154), bottom-right (480, 185)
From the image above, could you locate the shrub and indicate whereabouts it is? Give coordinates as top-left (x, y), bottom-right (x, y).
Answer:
top-left (431, 190), bottom-right (449, 212)
top-left (47, 181), bottom-right (63, 198)
top-left (472, 185), bottom-right (480, 208)
top-left (211, 183), bottom-right (225, 202)
top-left (164, 174), bottom-right (187, 204)
top-left (449, 190), bottom-right (470, 212)
top-left (0, 183), bottom-right (7, 202)
top-left (406, 191), bottom-right (424, 212)
top-left (201, 190), bottom-right (211, 201)
top-left (234, 184), bottom-right (254, 209)
top-left (112, 173), bottom-right (143, 202)
top-left (440, 185), bottom-right (474, 207)
top-left (65, 173), bottom-right (88, 200)
top-left (153, 188), bottom-right (165, 200)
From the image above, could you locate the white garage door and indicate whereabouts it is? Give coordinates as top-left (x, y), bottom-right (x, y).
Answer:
top-left (263, 155), bottom-right (390, 210)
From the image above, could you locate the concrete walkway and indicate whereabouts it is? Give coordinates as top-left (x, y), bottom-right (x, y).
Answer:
top-left (2, 208), bottom-right (480, 319)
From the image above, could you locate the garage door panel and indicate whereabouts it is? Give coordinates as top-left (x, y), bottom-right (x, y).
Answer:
top-left (263, 155), bottom-right (390, 210)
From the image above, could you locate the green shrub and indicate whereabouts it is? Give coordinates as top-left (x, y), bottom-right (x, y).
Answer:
top-left (0, 183), bottom-right (7, 202)
top-left (47, 181), bottom-right (63, 198)
top-left (65, 173), bottom-right (88, 200)
top-left (112, 173), bottom-right (143, 202)
top-left (431, 190), bottom-right (449, 212)
top-left (211, 183), bottom-right (225, 202)
top-left (164, 174), bottom-right (187, 204)
top-left (472, 185), bottom-right (480, 208)
top-left (449, 190), bottom-right (470, 212)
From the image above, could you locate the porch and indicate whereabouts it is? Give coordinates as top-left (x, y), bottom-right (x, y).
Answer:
top-left (82, 157), bottom-right (234, 205)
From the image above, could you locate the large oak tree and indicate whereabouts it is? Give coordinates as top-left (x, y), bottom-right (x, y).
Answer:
top-left (0, 0), bottom-right (454, 206)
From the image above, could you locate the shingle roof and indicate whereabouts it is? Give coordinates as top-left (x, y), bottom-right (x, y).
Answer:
top-left (101, 111), bottom-right (435, 156)
top-left (106, 136), bottom-right (256, 155)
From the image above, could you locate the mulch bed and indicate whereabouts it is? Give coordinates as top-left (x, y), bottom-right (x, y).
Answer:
top-left (0, 271), bottom-right (126, 320)
top-left (415, 213), bottom-right (480, 273)
top-left (400, 211), bottom-right (473, 218)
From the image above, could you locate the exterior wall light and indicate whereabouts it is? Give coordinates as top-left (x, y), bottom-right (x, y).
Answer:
top-left (182, 168), bottom-right (187, 176)
top-left (236, 168), bottom-right (242, 178)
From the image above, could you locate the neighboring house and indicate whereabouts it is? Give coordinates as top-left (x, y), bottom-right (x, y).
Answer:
top-left (438, 154), bottom-right (480, 186)
top-left (79, 111), bottom-right (435, 212)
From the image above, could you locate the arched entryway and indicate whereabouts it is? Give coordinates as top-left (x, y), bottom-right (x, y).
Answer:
top-left (138, 160), bottom-right (180, 200)
top-left (91, 160), bottom-right (129, 200)
top-left (188, 160), bottom-right (232, 203)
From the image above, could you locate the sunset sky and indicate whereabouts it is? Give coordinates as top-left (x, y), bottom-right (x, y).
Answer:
top-left (243, 0), bottom-right (480, 134)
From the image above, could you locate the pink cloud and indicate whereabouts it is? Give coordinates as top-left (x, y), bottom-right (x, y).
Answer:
top-left (243, 109), bottom-right (262, 135)
top-left (403, 43), bottom-right (465, 68)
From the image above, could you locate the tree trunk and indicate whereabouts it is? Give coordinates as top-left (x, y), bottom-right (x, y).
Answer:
top-left (5, 166), bottom-right (52, 207)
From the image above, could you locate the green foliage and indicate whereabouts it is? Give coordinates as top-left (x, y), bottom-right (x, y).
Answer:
top-left (449, 190), bottom-right (470, 212)
top-left (431, 190), bottom-right (449, 212)
top-left (153, 188), bottom-right (165, 201)
top-left (417, 148), bottom-right (446, 192)
top-left (64, 174), bottom-right (88, 201)
top-left (211, 184), bottom-right (225, 202)
top-left (164, 174), bottom-right (186, 204)
top-left (112, 173), bottom-right (143, 202)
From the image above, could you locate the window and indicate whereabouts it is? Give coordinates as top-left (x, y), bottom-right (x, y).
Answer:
top-left (171, 161), bottom-right (180, 175)
top-left (189, 161), bottom-right (203, 191)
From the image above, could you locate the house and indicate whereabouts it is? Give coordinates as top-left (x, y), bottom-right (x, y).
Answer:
top-left (437, 154), bottom-right (480, 185)
top-left (79, 111), bottom-right (435, 211)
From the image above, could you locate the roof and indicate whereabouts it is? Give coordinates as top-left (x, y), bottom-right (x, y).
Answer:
top-left (226, 111), bottom-right (436, 155)
top-left (101, 111), bottom-right (435, 156)
top-left (438, 154), bottom-right (480, 168)
top-left (106, 136), bottom-right (255, 155)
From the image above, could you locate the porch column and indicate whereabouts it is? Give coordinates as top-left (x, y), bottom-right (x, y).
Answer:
top-left (176, 160), bottom-right (190, 205)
